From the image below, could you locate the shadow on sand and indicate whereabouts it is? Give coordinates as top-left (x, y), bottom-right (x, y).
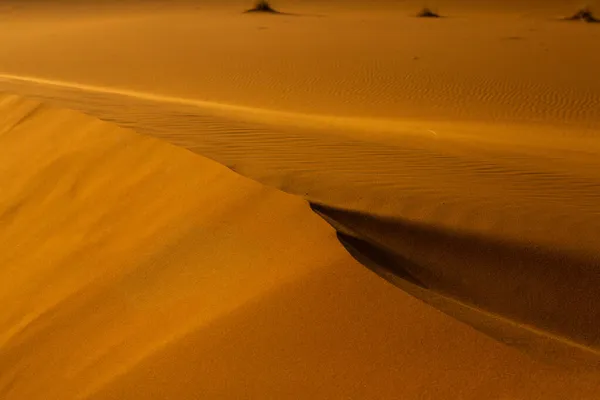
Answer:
top-left (309, 202), bottom-right (600, 367)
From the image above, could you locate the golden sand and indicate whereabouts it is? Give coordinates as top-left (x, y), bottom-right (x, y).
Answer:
top-left (1, 1), bottom-right (600, 398)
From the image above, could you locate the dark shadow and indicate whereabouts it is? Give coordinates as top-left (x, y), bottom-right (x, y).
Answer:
top-left (335, 231), bottom-right (427, 289)
top-left (308, 201), bottom-right (600, 355)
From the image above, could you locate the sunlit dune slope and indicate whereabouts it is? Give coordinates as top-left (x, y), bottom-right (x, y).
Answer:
top-left (0, 94), bottom-right (340, 397)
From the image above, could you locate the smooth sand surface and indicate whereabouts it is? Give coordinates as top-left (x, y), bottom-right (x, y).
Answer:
top-left (1, 1), bottom-right (600, 398)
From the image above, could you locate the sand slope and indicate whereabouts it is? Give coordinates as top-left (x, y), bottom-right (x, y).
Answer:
top-left (2, 73), bottom-right (600, 359)
top-left (1, 94), bottom-right (600, 399)
top-left (0, 94), bottom-right (340, 397)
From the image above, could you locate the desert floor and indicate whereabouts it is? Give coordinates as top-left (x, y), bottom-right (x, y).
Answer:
top-left (1, 1), bottom-right (600, 399)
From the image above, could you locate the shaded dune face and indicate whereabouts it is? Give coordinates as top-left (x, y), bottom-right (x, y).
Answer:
top-left (310, 202), bottom-right (600, 366)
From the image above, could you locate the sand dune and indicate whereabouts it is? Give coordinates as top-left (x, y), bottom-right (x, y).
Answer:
top-left (1, 96), bottom-right (600, 399)
top-left (2, 74), bottom-right (599, 261)
top-left (2, 1), bottom-right (600, 398)
top-left (1, 3), bottom-right (600, 126)
top-left (0, 94), bottom-right (345, 398)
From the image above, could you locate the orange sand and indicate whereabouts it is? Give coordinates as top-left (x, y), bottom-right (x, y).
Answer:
top-left (1, 1), bottom-right (600, 398)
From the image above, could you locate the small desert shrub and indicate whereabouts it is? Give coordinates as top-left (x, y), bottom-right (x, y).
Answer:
top-left (565, 7), bottom-right (599, 23)
top-left (246, 0), bottom-right (278, 13)
top-left (417, 7), bottom-right (440, 18)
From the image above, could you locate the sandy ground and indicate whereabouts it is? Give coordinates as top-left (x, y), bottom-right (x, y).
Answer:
top-left (1, 1), bottom-right (600, 398)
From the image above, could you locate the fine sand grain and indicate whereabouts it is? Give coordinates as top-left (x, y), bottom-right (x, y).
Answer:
top-left (1, 1), bottom-right (600, 398)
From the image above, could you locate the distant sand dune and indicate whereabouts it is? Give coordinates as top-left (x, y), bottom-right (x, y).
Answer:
top-left (0, 8), bottom-right (599, 126)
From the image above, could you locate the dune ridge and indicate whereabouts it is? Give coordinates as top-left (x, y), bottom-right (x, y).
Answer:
top-left (1, 74), bottom-right (599, 255)
top-left (2, 72), bottom-right (600, 359)
top-left (2, 91), bottom-right (600, 399)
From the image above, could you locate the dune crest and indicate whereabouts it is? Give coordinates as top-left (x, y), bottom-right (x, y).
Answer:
top-left (2, 93), bottom-right (600, 399)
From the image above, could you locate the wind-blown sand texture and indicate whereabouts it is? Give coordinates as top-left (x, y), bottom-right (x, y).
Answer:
top-left (1, 0), bottom-right (600, 398)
